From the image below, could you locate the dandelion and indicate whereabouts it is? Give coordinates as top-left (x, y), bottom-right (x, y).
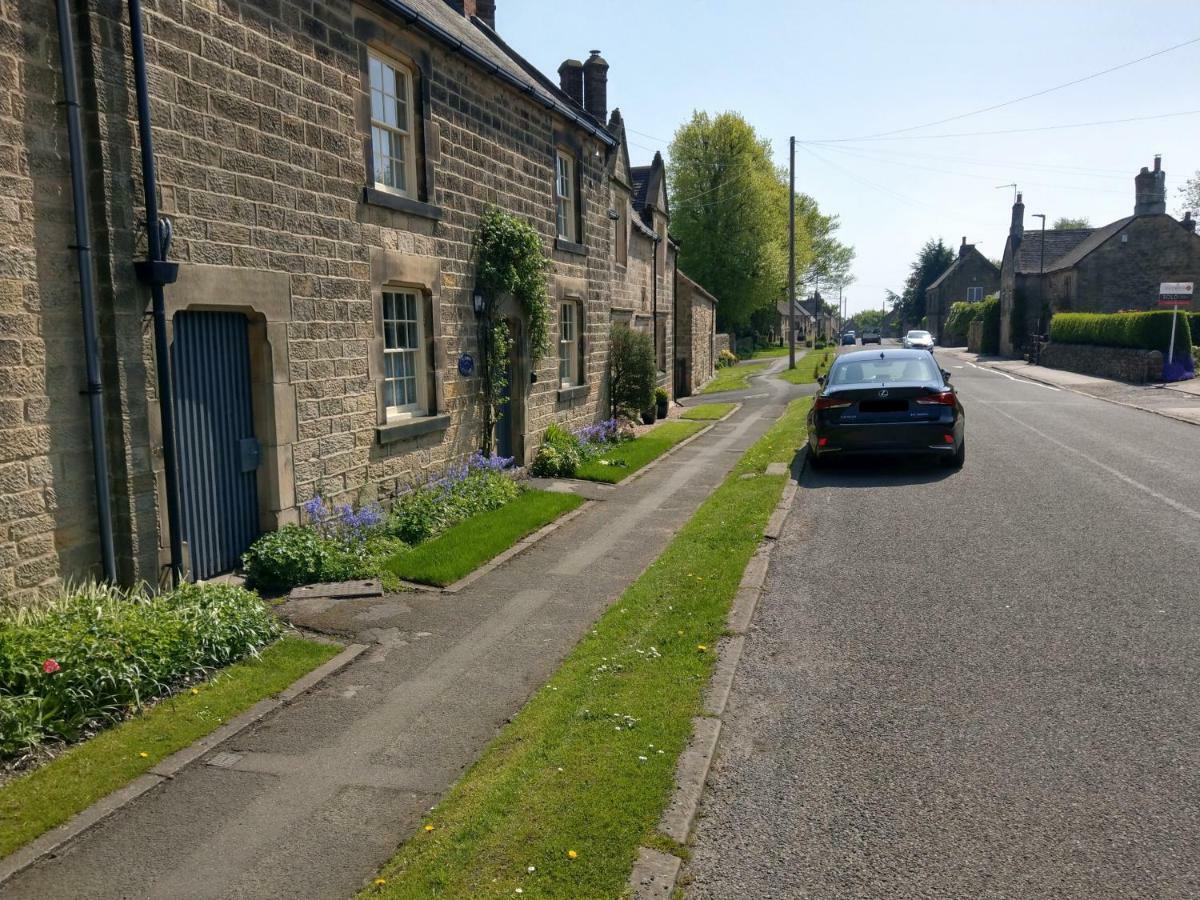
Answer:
top-left (697, 644), bottom-right (707, 652)
top-left (42, 658), bottom-right (60, 674)
top-left (424, 824), bottom-right (435, 832)
top-left (567, 850), bottom-right (578, 860)
top-left (190, 687), bottom-right (200, 695)
top-left (138, 752), bottom-right (149, 758)
top-left (374, 879), bottom-right (387, 886)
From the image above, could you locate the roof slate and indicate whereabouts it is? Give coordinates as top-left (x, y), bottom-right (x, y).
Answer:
top-left (1015, 227), bottom-right (1096, 273)
top-left (926, 247), bottom-right (1000, 292)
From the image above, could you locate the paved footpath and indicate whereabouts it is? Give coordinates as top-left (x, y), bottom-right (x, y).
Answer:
top-left (3, 359), bottom-right (808, 900)
top-left (683, 359), bottom-right (1200, 899)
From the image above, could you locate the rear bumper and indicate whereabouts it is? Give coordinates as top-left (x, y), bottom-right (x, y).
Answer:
top-left (810, 421), bottom-right (960, 456)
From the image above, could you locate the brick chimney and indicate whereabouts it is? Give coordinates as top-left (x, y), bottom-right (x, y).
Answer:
top-left (1010, 192), bottom-right (1025, 245)
top-left (557, 58), bottom-right (583, 107)
top-left (960, 236), bottom-right (969, 258)
top-left (1134, 154), bottom-right (1166, 216)
top-left (476, 0), bottom-right (495, 29)
top-left (1183, 211), bottom-right (1196, 233)
top-left (582, 50), bottom-right (608, 122)
top-left (444, 0), bottom-right (477, 17)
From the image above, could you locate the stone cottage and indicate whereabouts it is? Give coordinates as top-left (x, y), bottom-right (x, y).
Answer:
top-left (2, 0), bottom-right (677, 596)
top-left (999, 156), bottom-right (1200, 355)
top-left (673, 272), bottom-right (717, 396)
top-left (924, 238), bottom-right (1000, 342)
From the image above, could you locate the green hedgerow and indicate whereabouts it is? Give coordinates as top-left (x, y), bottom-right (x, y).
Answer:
top-left (610, 324), bottom-right (656, 419)
top-left (1050, 310), bottom-right (1192, 356)
top-left (0, 582), bottom-right (279, 757)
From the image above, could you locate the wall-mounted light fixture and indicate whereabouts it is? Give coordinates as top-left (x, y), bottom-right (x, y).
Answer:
top-left (473, 288), bottom-right (486, 316)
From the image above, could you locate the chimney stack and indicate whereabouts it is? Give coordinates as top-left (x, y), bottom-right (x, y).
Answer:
top-left (476, 0), bottom-right (495, 29)
top-left (557, 58), bottom-right (583, 107)
top-left (583, 50), bottom-right (608, 122)
top-left (1134, 155), bottom-right (1166, 216)
top-left (1010, 192), bottom-right (1025, 242)
top-left (1183, 211), bottom-right (1196, 234)
top-left (960, 236), bottom-right (968, 258)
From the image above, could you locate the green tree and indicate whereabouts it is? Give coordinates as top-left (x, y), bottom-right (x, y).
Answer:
top-left (899, 239), bottom-right (954, 326)
top-left (1178, 170), bottom-right (1200, 214)
top-left (668, 112), bottom-right (789, 333)
top-left (797, 194), bottom-right (855, 291)
top-left (1052, 216), bottom-right (1091, 229)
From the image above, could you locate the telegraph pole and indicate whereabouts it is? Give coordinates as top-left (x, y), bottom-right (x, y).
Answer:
top-left (788, 136), bottom-right (796, 370)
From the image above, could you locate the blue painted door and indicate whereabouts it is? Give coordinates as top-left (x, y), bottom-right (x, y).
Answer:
top-left (171, 311), bottom-right (260, 580)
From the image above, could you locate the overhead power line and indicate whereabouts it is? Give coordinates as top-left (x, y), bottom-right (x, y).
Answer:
top-left (804, 109), bottom-right (1200, 143)
top-left (806, 35), bottom-right (1200, 143)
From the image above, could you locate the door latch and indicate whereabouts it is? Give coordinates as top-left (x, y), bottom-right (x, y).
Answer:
top-left (239, 437), bottom-right (261, 473)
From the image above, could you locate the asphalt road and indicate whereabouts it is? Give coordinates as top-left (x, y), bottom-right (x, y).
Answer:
top-left (684, 352), bottom-right (1200, 899)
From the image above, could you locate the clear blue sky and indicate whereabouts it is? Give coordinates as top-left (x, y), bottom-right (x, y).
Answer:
top-left (498, 1), bottom-right (1200, 314)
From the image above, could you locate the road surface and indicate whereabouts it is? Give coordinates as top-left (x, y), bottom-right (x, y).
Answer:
top-left (685, 352), bottom-right (1200, 899)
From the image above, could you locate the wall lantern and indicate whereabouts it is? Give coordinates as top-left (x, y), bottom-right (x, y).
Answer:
top-left (473, 288), bottom-right (486, 316)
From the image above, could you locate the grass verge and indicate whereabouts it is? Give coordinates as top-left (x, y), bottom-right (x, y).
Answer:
top-left (699, 362), bottom-right (767, 394)
top-left (680, 402), bottom-right (735, 421)
top-left (748, 346), bottom-right (789, 359)
top-left (575, 421), bottom-right (705, 484)
top-left (362, 398), bottom-right (812, 899)
top-left (0, 635), bottom-right (339, 860)
top-left (777, 347), bottom-right (835, 385)
top-left (383, 490), bottom-right (583, 587)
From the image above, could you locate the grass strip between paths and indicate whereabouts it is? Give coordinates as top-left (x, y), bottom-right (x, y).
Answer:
top-left (383, 490), bottom-right (583, 587)
top-left (680, 402), bottom-right (736, 421)
top-left (574, 421), bottom-right (705, 484)
top-left (698, 362), bottom-right (768, 394)
top-left (748, 346), bottom-right (789, 358)
top-left (363, 398), bottom-right (812, 899)
top-left (777, 347), bottom-right (835, 385)
top-left (0, 636), bottom-right (339, 860)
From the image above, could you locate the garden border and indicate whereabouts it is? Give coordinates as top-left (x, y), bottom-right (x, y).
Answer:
top-left (0, 640), bottom-right (367, 887)
top-left (625, 450), bottom-right (803, 899)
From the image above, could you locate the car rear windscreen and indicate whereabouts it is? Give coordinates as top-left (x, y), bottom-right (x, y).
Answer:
top-left (829, 356), bottom-right (940, 385)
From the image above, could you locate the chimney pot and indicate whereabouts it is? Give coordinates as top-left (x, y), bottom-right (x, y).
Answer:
top-left (1154, 154), bottom-right (1161, 172)
top-left (582, 50), bottom-right (609, 122)
top-left (557, 58), bottom-right (583, 106)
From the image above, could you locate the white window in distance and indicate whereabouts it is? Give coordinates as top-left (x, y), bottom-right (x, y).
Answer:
top-left (370, 54), bottom-right (417, 197)
top-left (556, 151), bottom-right (576, 242)
top-left (382, 290), bottom-right (425, 418)
top-left (559, 301), bottom-right (578, 387)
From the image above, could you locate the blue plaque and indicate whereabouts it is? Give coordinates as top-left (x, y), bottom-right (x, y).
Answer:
top-left (457, 353), bottom-right (475, 377)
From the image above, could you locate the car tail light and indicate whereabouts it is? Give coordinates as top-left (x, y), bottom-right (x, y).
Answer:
top-left (814, 395), bottom-right (852, 411)
top-left (818, 437), bottom-right (829, 447)
top-left (943, 434), bottom-right (955, 444)
top-left (915, 391), bottom-right (956, 406)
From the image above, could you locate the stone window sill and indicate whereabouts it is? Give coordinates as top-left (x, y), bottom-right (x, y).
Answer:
top-left (557, 384), bottom-right (588, 403)
top-left (362, 187), bottom-right (443, 222)
top-left (554, 237), bottom-right (587, 256)
top-left (376, 413), bottom-right (451, 446)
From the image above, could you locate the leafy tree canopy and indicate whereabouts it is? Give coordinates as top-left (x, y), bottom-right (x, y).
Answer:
top-left (1052, 216), bottom-right (1091, 230)
top-left (899, 238), bottom-right (955, 327)
top-left (1178, 170), bottom-right (1200, 215)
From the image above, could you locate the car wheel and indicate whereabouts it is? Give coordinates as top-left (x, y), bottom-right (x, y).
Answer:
top-left (944, 440), bottom-right (965, 469)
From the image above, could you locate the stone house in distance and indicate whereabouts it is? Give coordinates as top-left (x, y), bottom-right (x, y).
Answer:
top-left (999, 156), bottom-right (1200, 355)
top-left (924, 238), bottom-right (1000, 342)
top-left (674, 273), bottom-right (717, 396)
top-left (2, 0), bottom-right (695, 597)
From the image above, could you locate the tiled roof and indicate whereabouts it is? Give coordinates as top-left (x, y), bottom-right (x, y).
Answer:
top-left (631, 167), bottom-right (651, 211)
top-left (679, 272), bottom-right (718, 305)
top-left (926, 247), bottom-right (1000, 291)
top-left (381, 0), bottom-right (615, 146)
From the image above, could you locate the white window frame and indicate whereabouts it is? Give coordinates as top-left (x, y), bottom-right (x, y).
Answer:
top-left (381, 289), bottom-right (427, 420)
top-left (967, 286), bottom-right (984, 302)
top-left (369, 52), bottom-right (418, 198)
top-left (559, 300), bottom-right (579, 387)
top-left (556, 151), bottom-right (576, 242)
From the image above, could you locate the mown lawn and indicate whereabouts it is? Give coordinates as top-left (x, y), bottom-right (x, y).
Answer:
top-left (777, 347), bottom-right (835, 385)
top-left (699, 362), bottom-right (768, 394)
top-left (383, 490), bottom-right (583, 587)
top-left (361, 398), bottom-right (811, 899)
top-left (680, 402), bottom-right (736, 421)
top-left (574, 421), bottom-right (705, 484)
top-left (748, 346), bottom-right (789, 358)
top-left (0, 636), bottom-right (339, 860)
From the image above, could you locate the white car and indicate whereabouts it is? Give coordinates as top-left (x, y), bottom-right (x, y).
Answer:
top-left (903, 329), bottom-right (935, 352)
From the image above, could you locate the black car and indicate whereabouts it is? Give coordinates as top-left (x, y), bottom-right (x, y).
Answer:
top-left (840, 332), bottom-right (856, 346)
top-left (807, 349), bottom-right (965, 468)
top-left (861, 328), bottom-right (881, 345)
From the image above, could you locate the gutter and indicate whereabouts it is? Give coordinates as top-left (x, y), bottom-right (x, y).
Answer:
top-left (375, 0), bottom-right (617, 148)
top-left (55, 0), bottom-right (116, 581)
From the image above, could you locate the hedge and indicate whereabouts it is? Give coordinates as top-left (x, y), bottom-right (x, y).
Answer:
top-left (1049, 310), bottom-right (1192, 357)
top-left (944, 301), bottom-right (983, 344)
top-left (978, 296), bottom-right (1001, 355)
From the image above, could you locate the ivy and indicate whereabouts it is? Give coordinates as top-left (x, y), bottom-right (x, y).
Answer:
top-left (474, 207), bottom-right (552, 454)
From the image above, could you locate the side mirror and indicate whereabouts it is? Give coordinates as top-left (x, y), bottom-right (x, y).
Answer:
top-left (941, 370), bottom-right (951, 381)
top-left (817, 375), bottom-right (826, 386)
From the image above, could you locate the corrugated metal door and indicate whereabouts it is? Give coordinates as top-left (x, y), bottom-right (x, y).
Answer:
top-left (171, 311), bottom-right (260, 580)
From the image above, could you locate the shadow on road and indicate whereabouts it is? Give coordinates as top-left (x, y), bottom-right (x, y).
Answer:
top-left (800, 450), bottom-right (957, 488)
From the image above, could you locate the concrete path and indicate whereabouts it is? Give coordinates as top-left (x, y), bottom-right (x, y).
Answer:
top-left (684, 360), bottom-right (1200, 898)
top-left (3, 359), bottom-right (805, 900)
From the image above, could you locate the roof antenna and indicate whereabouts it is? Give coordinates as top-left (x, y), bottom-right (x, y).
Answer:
top-left (995, 183), bottom-right (1018, 203)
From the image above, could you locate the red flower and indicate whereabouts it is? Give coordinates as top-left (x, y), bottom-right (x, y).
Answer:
top-left (42, 658), bottom-right (61, 674)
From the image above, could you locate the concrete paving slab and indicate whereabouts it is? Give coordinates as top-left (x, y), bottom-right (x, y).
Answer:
top-left (627, 847), bottom-right (682, 898)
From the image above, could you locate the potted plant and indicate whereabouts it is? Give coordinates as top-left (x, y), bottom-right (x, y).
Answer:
top-left (641, 405), bottom-right (657, 425)
top-left (655, 387), bottom-right (669, 419)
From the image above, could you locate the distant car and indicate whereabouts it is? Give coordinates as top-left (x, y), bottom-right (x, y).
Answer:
top-left (841, 332), bottom-right (856, 346)
top-left (902, 329), bottom-right (935, 351)
top-left (861, 328), bottom-right (881, 345)
top-left (808, 348), bottom-right (965, 469)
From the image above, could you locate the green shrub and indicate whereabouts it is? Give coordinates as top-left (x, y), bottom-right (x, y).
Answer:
top-left (1049, 310), bottom-right (1192, 356)
top-left (0, 582), bottom-right (279, 756)
top-left (655, 387), bottom-right (669, 405)
top-left (610, 324), bottom-right (656, 419)
top-left (716, 349), bottom-right (738, 369)
top-left (242, 525), bottom-right (340, 592)
top-left (530, 423), bottom-right (584, 478)
top-left (979, 296), bottom-right (1001, 355)
top-left (944, 301), bottom-right (983, 343)
top-left (388, 465), bottom-right (519, 545)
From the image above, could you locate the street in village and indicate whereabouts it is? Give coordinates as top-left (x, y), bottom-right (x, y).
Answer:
top-left (685, 348), bottom-right (1200, 898)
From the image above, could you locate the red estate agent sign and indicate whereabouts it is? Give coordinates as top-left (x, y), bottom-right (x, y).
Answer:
top-left (1159, 282), bottom-right (1194, 308)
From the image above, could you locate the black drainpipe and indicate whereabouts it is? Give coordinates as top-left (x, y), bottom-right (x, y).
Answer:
top-left (55, 0), bottom-right (116, 582)
top-left (652, 230), bottom-right (660, 375)
top-left (127, 0), bottom-right (183, 586)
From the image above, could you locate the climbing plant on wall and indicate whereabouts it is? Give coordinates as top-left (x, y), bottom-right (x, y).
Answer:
top-left (474, 206), bottom-right (552, 454)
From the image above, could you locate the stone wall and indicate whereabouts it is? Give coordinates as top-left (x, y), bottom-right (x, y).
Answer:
top-left (1039, 343), bottom-right (1163, 384)
top-left (2, 0), bottom-right (634, 595)
top-left (673, 273), bottom-right (716, 395)
top-left (715, 333), bottom-right (730, 357)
